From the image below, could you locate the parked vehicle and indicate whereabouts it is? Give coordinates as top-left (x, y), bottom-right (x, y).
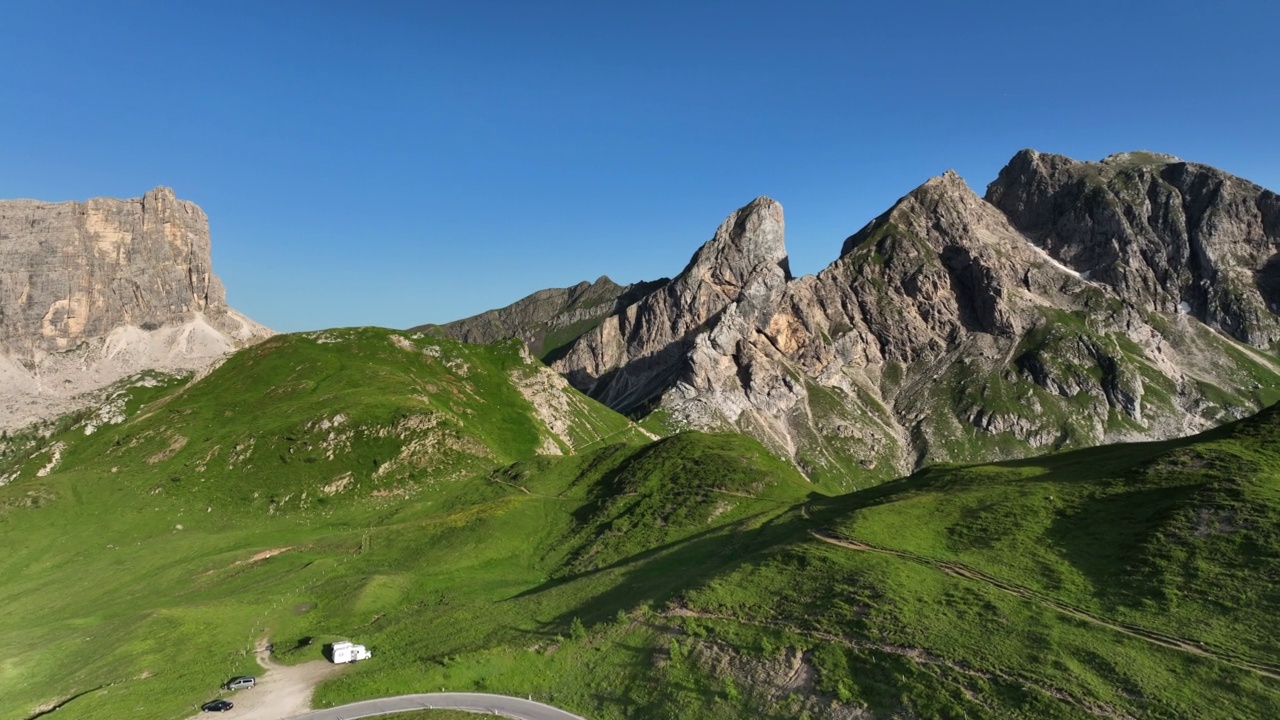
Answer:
top-left (328, 640), bottom-right (372, 663)
top-left (224, 675), bottom-right (255, 690)
top-left (201, 699), bottom-right (234, 712)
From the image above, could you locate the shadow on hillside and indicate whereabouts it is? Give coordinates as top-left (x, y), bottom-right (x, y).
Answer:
top-left (979, 437), bottom-right (1189, 478)
top-left (510, 472), bottom-right (946, 634)
top-left (509, 502), bottom-right (815, 631)
top-left (1045, 481), bottom-right (1203, 609)
top-left (509, 401), bottom-right (1280, 643)
top-left (986, 402), bottom-right (1280, 481)
top-left (560, 308), bottom-right (726, 416)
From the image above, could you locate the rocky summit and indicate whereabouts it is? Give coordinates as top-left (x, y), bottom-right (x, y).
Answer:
top-left (554, 196), bottom-right (792, 413)
top-left (0, 187), bottom-right (271, 429)
top-left (431, 151), bottom-right (1280, 486)
top-left (987, 149), bottom-right (1280, 345)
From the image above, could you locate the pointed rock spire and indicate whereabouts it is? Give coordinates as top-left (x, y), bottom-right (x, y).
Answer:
top-left (680, 196), bottom-right (790, 295)
top-left (551, 196), bottom-right (791, 413)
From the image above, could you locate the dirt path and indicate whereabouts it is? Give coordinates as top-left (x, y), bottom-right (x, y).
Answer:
top-left (811, 532), bottom-right (1280, 682)
top-left (186, 649), bottom-right (346, 720)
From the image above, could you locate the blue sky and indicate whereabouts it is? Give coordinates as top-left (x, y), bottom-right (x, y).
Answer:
top-left (2, 1), bottom-right (1276, 332)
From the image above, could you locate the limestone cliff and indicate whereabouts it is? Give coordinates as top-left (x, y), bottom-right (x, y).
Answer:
top-left (0, 187), bottom-right (271, 429)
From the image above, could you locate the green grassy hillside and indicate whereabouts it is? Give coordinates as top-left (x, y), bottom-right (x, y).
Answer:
top-left (663, 406), bottom-right (1280, 718)
top-left (0, 328), bottom-right (663, 719)
top-left (818, 405), bottom-right (1280, 661)
top-left (3, 327), bottom-right (1280, 719)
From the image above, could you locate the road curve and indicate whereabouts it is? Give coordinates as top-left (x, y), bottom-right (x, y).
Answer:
top-left (283, 692), bottom-right (590, 720)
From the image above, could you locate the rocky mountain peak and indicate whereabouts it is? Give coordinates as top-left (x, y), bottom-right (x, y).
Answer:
top-left (985, 149), bottom-right (1079, 216)
top-left (549, 197), bottom-right (791, 412)
top-left (842, 168), bottom-right (1010, 259)
top-left (928, 168), bottom-right (965, 187)
top-left (907, 168), bottom-right (986, 212)
top-left (141, 184), bottom-right (179, 204)
top-left (680, 195), bottom-right (790, 295)
top-left (985, 148), bottom-right (1280, 346)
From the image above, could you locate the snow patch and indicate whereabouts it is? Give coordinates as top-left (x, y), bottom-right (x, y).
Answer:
top-left (1025, 240), bottom-right (1087, 281)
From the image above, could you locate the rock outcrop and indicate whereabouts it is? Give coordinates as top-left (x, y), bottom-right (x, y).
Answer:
top-left (0, 187), bottom-right (271, 429)
top-left (435, 151), bottom-right (1280, 487)
top-left (555, 197), bottom-right (791, 412)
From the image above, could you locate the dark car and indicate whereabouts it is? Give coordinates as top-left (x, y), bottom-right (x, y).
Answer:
top-left (201, 699), bottom-right (234, 712)
top-left (224, 675), bottom-right (256, 690)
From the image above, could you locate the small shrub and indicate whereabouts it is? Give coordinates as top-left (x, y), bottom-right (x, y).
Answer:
top-left (569, 616), bottom-right (586, 640)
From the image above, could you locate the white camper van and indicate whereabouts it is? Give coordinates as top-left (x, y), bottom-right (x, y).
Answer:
top-left (329, 640), bottom-right (372, 664)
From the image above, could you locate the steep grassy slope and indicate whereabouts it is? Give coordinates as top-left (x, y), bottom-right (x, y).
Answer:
top-left (657, 406), bottom-right (1280, 719)
top-left (818, 404), bottom-right (1280, 665)
top-left (307, 402), bottom-right (1280, 719)
top-left (0, 328), bottom-right (824, 720)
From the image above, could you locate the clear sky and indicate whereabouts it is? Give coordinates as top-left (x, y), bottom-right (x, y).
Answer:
top-left (2, 1), bottom-right (1276, 332)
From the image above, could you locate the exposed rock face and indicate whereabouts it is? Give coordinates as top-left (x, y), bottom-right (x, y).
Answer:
top-left (987, 150), bottom-right (1280, 346)
top-left (0, 187), bottom-right (271, 429)
top-left (507, 342), bottom-right (658, 456)
top-left (415, 275), bottom-right (668, 363)
top-left (555, 197), bottom-right (790, 412)
top-left (440, 151), bottom-right (1280, 487)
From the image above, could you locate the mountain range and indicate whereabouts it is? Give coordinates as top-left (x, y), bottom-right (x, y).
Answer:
top-left (429, 149), bottom-right (1280, 486)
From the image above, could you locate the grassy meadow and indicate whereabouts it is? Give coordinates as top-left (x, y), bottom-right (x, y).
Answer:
top-left (2, 327), bottom-right (1279, 719)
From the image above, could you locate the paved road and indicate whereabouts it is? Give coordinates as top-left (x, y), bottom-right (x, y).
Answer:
top-left (283, 693), bottom-right (589, 720)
